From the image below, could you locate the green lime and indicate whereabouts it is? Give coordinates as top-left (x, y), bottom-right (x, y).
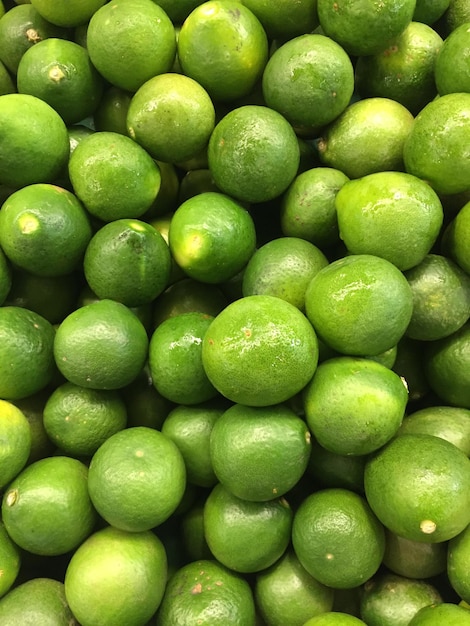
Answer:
top-left (93, 85), bottom-right (131, 135)
top-left (68, 131), bottom-right (161, 222)
top-left (180, 500), bottom-right (213, 562)
top-left (0, 521), bottom-right (21, 599)
top-left (122, 364), bottom-right (174, 431)
top-left (53, 299), bottom-right (149, 391)
top-left (303, 614), bottom-right (367, 626)
top-left (413, 0), bottom-right (450, 24)
top-left (65, 526), bottom-right (167, 626)
top-left (443, 200), bottom-right (470, 274)
top-left (202, 294), bottom-right (318, 406)
top-left (382, 528), bottom-right (447, 579)
top-left (292, 488), bottom-right (385, 589)
top-left (448, 522), bottom-right (470, 604)
top-left (262, 33), bottom-right (354, 136)
top-left (30, 0), bottom-right (106, 27)
top-left (335, 172), bottom-right (444, 271)
top-left (364, 433), bottom-right (470, 542)
top-left (239, 0), bottom-right (319, 39)
top-left (127, 72), bottom-right (215, 164)
top-left (305, 254), bottom-right (414, 356)
top-left (152, 0), bottom-right (202, 24)
top-left (317, 97), bottom-right (414, 179)
top-left (88, 426), bottom-right (186, 531)
top-left (86, 0), bottom-right (176, 92)
top-left (444, 0), bottom-right (470, 33)
top-left (0, 183), bottom-right (92, 277)
top-left (0, 246), bottom-right (11, 303)
top-left (307, 438), bottom-right (366, 494)
top-left (204, 483), bottom-right (293, 573)
top-left (2, 455), bottom-right (96, 555)
top-left (0, 59), bottom-right (15, 95)
top-left (207, 105), bottom-right (300, 203)
top-left (409, 603), bottom-right (470, 625)
top-left (435, 22), bottom-right (470, 95)
top-left (155, 559), bottom-right (256, 626)
top-left (0, 399), bottom-right (31, 489)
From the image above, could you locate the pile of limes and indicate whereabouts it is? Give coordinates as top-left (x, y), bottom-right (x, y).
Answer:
top-left (1, 0), bottom-right (470, 624)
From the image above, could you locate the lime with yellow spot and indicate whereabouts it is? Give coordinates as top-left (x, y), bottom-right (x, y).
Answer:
top-left (0, 522), bottom-right (21, 599)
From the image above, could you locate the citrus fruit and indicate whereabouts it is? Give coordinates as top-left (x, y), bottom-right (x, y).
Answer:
top-left (393, 336), bottom-right (430, 402)
top-left (307, 438), bottom-right (366, 493)
top-left (148, 312), bottom-right (218, 405)
top-left (68, 131), bottom-right (161, 222)
top-left (424, 323), bottom-right (470, 408)
top-left (317, 0), bottom-right (416, 56)
top-left (255, 550), bottom-right (334, 626)
top-left (180, 500), bottom-right (213, 561)
top-left (86, 0), bottom-right (176, 93)
top-left (0, 183), bottom-right (92, 277)
top-left (408, 603), bottom-right (470, 625)
top-left (354, 21), bottom-right (443, 115)
top-left (303, 614), bottom-right (367, 625)
top-left (127, 73), bottom-right (215, 164)
top-left (87, 426), bottom-right (186, 531)
top-left (12, 389), bottom-right (55, 465)
top-left (155, 559), bottom-right (256, 626)
top-left (64, 526), bottom-right (167, 626)
top-left (403, 92), bottom-right (470, 195)
top-left (262, 33), bottom-right (355, 135)
top-left (0, 306), bottom-right (55, 400)
top-left (280, 167), bottom-right (349, 250)
top-left (317, 97), bottom-right (414, 179)
top-left (404, 254), bottom-right (470, 341)
top-left (0, 521), bottom-right (21, 599)
top-left (153, 0), bottom-right (202, 24)
top-left (304, 254), bottom-right (413, 356)
top-left (292, 488), bottom-right (385, 589)
top-left (0, 399), bottom-right (31, 489)
top-left (242, 237), bottom-right (329, 311)
top-left (360, 573), bottom-right (442, 626)
top-left (16, 37), bottom-right (104, 125)
top-left (93, 85), bottom-right (132, 135)
top-left (335, 172), bottom-right (444, 271)
top-left (168, 191), bottom-right (256, 283)
top-left (122, 364), bottom-right (174, 431)
top-left (53, 299), bottom-right (149, 390)
top-left (43, 382), bottom-right (127, 458)
top-left (83, 218), bottom-right (171, 307)
top-left (435, 22), bottom-right (470, 95)
top-left (0, 578), bottom-right (77, 626)
top-left (30, 0), bottom-right (106, 27)
top-left (0, 93), bottom-right (69, 189)
top-left (2, 455), bottom-right (96, 556)
top-left (207, 105), bottom-right (300, 203)
top-left (443, 199), bottom-right (470, 274)
top-left (204, 483), bottom-right (293, 573)
top-left (303, 356), bottom-right (408, 456)
top-left (209, 403), bottom-right (312, 501)
top-left (448, 522), bottom-right (470, 604)
top-left (0, 4), bottom-right (69, 74)
top-left (201, 294), bottom-right (319, 406)
top-left (364, 433), bottom-right (470, 542)
top-left (444, 0), bottom-right (470, 33)
top-left (413, 0), bottom-right (450, 24)
top-left (383, 528), bottom-right (447, 579)
top-left (239, 0), bottom-right (319, 40)
top-left (177, 0), bottom-right (268, 102)
top-left (0, 60), bottom-right (15, 95)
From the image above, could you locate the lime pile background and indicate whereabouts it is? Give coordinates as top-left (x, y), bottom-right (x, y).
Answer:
top-left (1, 0), bottom-right (470, 624)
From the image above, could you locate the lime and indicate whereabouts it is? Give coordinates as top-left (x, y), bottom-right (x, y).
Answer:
top-left (0, 399), bottom-right (31, 489)
top-left (155, 559), bottom-right (256, 625)
top-left (0, 59), bottom-right (15, 95)
top-left (444, 0), bottom-right (470, 33)
top-left (2, 455), bottom-right (96, 556)
top-left (242, 237), bottom-right (328, 311)
top-left (177, 0), bottom-right (268, 102)
top-left (448, 522), bottom-right (470, 604)
top-left (83, 218), bottom-right (171, 307)
top-left (180, 501), bottom-right (213, 562)
top-left (383, 528), bottom-right (447, 579)
top-left (207, 105), bottom-right (300, 203)
top-left (360, 573), bottom-right (442, 626)
top-left (30, 0), bottom-right (106, 27)
top-left (65, 526), bottom-right (167, 626)
top-left (13, 389), bottom-right (55, 465)
top-left (262, 33), bottom-right (354, 136)
top-left (317, 97), bottom-right (414, 179)
top-left (53, 299), bottom-right (149, 391)
top-left (409, 603), bottom-right (470, 625)
top-left (403, 92), bottom-right (470, 195)
top-left (0, 93), bottom-right (69, 189)
top-left (88, 426), bottom-right (186, 531)
top-left (255, 550), bottom-right (335, 626)
top-left (0, 306), bottom-right (55, 401)
top-left (0, 183), bottom-right (92, 277)
top-left (292, 488), bottom-right (385, 589)
top-left (0, 578), bottom-right (77, 626)
top-left (335, 172), bottom-right (444, 271)
top-left (122, 364), bottom-right (174, 431)
top-left (317, 0), bottom-right (416, 56)
top-left (210, 403), bottom-right (311, 501)
top-left (435, 22), bottom-right (470, 95)
top-left (364, 433), bottom-right (470, 542)
top-left (204, 483), bottom-right (292, 573)
top-left (93, 85), bottom-right (131, 135)
top-left (303, 614), bottom-right (367, 626)
top-left (152, 0), bottom-right (202, 24)
top-left (413, 0), bottom-right (450, 24)
top-left (149, 312), bottom-right (218, 405)
top-left (307, 438), bottom-right (366, 494)
top-left (202, 295), bottom-right (318, 406)
top-left (86, 0), bottom-right (176, 92)
top-left (280, 167), bottom-right (349, 250)
top-left (0, 521), bottom-right (21, 599)
top-left (127, 73), bottom-right (215, 164)
top-left (239, 0), bottom-right (319, 40)
top-left (168, 191), bottom-right (256, 284)
top-left (355, 22), bottom-right (443, 115)
top-left (304, 356), bottom-right (408, 456)
top-left (68, 131), bottom-right (161, 222)
top-left (305, 254), bottom-right (413, 356)
top-left (444, 199), bottom-right (470, 275)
